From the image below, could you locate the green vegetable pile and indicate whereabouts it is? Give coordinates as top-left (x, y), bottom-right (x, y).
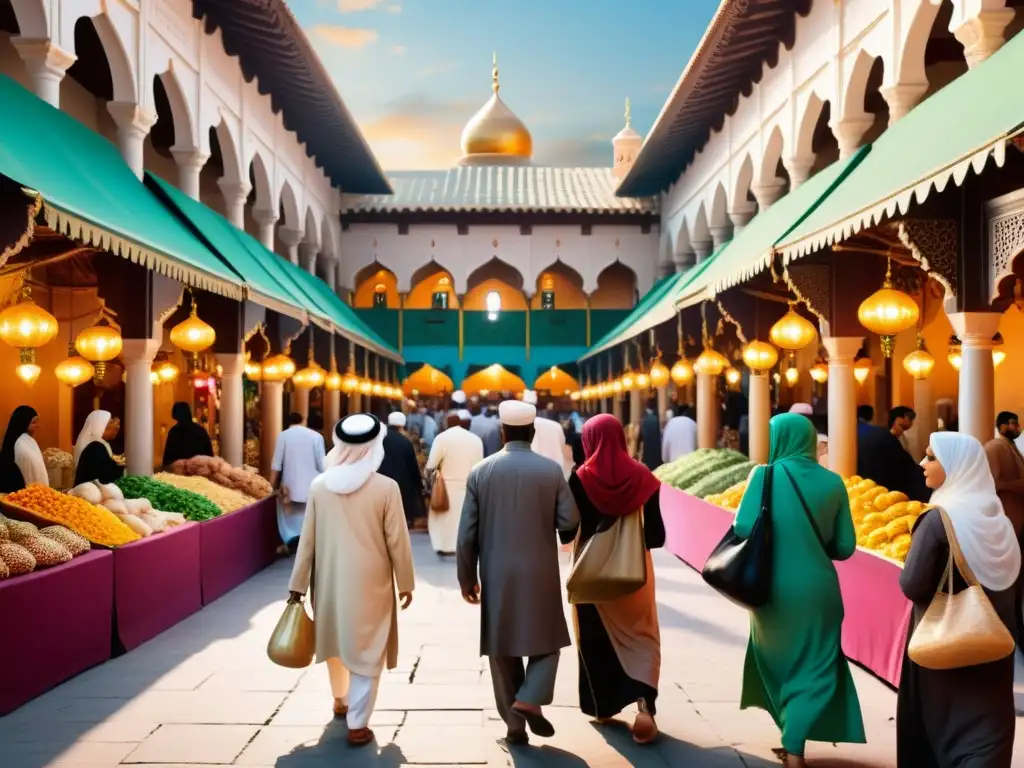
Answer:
top-left (116, 475), bottom-right (221, 522)
top-left (655, 448), bottom-right (749, 491)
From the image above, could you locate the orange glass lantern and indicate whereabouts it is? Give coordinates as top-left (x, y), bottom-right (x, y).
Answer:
top-left (649, 359), bottom-right (670, 388)
top-left (903, 336), bottom-right (936, 381)
top-left (670, 358), bottom-right (693, 386)
top-left (169, 299), bottom-right (216, 370)
top-left (742, 340), bottom-right (778, 372)
top-left (261, 354), bottom-right (296, 383)
top-left (857, 261), bottom-right (919, 358)
top-left (769, 304), bottom-right (817, 351)
top-left (75, 320), bottom-right (123, 384)
top-left (694, 347), bottom-right (728, 376)
top-left (54, 345), bottom-right (95, 387)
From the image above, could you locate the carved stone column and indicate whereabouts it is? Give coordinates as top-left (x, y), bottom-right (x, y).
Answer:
top-left (748, 371), bottom-right (771, 464)
top-left (12, 38), bottom-right (76, 107)
top-left (107, 103), bottom-right (157, 179)
top-left (171, 149), bottom-right (209, 201)
top-left (218, 180), bottom-right (251, 230)
top-left (948, 312), bottom-right (1002, 445)
top-left (696, 373), bottom-right (719, 450)
top-left (823, 337), bottom-right (863, 477)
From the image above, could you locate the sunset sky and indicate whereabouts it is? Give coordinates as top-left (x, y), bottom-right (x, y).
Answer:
top-left (285, 0), bottom-right (720, 170)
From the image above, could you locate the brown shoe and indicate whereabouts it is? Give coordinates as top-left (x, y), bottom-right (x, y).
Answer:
top-left (347, 727), bottom-right (374, 747)
top-left (632, 702), bottom-right (658, 744)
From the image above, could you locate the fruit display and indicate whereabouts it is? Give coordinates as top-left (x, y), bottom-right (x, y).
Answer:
top-left (153, 473), bottom-right (258, 513)
top-left (705, 479), bottom-right (748, 511)
top-left (654, 449), bottom-right (749, 491)
top-left (844, 476), bottom-right (928, 563)
top-left (68, 481), bottom-right (187, 538)
top-left (168, 456), bottom-right (273, 500)
top-left (685, 461), bottom-right (756, 499)
top-left (116, 475), bottom-right (221, 522)
top-left (4, 485), bottom-right (140, 547)
top-left (0, 512), bottom-right (93, 580)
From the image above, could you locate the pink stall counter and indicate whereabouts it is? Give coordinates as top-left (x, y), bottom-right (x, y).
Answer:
top-left (660, 484), bottom-right (911, 687)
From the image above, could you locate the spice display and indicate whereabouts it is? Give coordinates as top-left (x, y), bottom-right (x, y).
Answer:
top-left (39, 525), bottom-right (90, 556)
top-left (169, 456), bottom-right (273, 500)
top-left (153, 473), bottom-right (258, 513)
top-left (6, 519), bottom-right (38, 543)
top-left (0, 558), bottom-right (8, 580)
top-left (0, 541), bottom-right (35, 576)
top-left (5, 484), bottom-right (140, 547)
top-left (0, 518), bottom-right (7, 540)
top-left (115, 475), bottom-right (221, 522)
top-left (19, 535), bottom-right (72, 567)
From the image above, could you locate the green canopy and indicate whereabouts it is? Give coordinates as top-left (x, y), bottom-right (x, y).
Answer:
top-left (675, 145), bottom-right (870, 307)
top-left (0, 76), bottom-right (243, 299)
top-left (779, 34), bottom-right (1024, 261)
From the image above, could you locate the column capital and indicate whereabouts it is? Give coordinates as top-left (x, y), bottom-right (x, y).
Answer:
top-left (709, 224), bottom-right (732, 250)
top-left (831, 114), bottom-right (874, 159)
top-left (783, 154), bottom-right (815, 190)
top-left (947, 311), bottom-right (1002, 346)
top-left (952, 8), bottom-right (1015, 68)
top-left (214, 352), bottom-right (245, 376)
top-left (278, 226), bottom-right (305, 248)
top-left (106, 101), bottom-right (157, 139)
top-left (751, 178), bottom-right (786, 210)
top-left (692, 239), bottom-right (714, 262)
top-left (217, 177), bottom-right (251, 206)
top-left (822, 336), bottom-right (864, 362)
top-left (881, 83), bottom-right (928, 125)
top-left (121, 338), bottom-right (162, 364)
top-left (12, 36), bottom-right (76, 76)
top-left (728, 202), bottom-right (756, 232)
top-left (171, 147), bottom-right (209, 172)
top-left (252, 207), bottom-right (279, 227)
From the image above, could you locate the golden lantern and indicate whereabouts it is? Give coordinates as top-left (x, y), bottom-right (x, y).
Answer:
top-left (611, 378), bottom-right (623, 395)
top-left (371, 381), bottom-right (384, 397)
top-left (993, 333), bottom-right (1007, 368)
top-left (244, 361), bottom-right (262, 381)
top-left (169, 299), bottom-right (216, 370)
top-left (342, 372), bottom-right (359, 393)
top-left (947, 335), bottom-right (962, 371)
top-left (903, 336), bottom-right (936, 381)
top-left (854, 354), bottom-right (872, 384)
top-left (0, 290), bottom-right (59, 359)
top-left (150, 371), bottom-right (160, 385)
top-left (570, 391), bottom-right (581, 401)
top-left (742, 340), bottom-right (778, 372)
top-left (670, 358), bottom-right (693, 386)
top-left (694, 347), bottom-right (728, 376)
top-left (857, 261), bottom-right (919, 357)
top-left (293, 348), bottom-right (327, 389)
top-left (154, 358), bottom-right (179, 384)
top-left (725, 367), bottom-right (741, 386)
top-left (75, 320), bottom-right (123, 384)
top-left (784, 366), bottom-right (799, 387)
top-left (359, 378), bottom-right (373, 395)
top-left (15, 352), bottom-right (41, 385)
top-left (620, 370), bottom-right (636, 391)
top-left (769, 303), bottom-right (817, 351)
top-left (649, 359), bottom-right (670, 388)
top-left (54, 344), bottom-right (95, 388)
top-left (261, 354), bottom-right (296, 382)
top-left (636, 371), bottom-right (650, 390)
top-left (325, 370), bottom-right (343, 391)
top-left (809, 359), bottom-right (829, 384)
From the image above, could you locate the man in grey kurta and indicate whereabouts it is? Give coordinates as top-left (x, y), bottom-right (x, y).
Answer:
top-left (457, 399), bottom-right (579, 746)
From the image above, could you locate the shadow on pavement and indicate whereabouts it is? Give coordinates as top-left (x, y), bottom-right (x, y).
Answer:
top-left (504, 742), bottom-right (590, 767)
top-left (275, 724), bottom-right (408, 767)
top-left (593, 719), bottom-right (778, 767)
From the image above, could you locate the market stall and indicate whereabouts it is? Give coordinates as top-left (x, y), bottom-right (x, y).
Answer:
top-left (199, 496), bottom-right (277, 605)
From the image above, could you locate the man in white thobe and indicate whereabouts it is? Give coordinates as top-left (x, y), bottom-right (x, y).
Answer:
top-left (524, 392), bottom-right (567, 474)
top-left (270, 411), bottom-right (326, 551)
top-left (425, 412), bottom-right (484, 555)
top-left (661, 406), bottom-right (698, 464)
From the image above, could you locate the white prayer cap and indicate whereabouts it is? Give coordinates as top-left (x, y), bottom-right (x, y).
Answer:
top-left (387, 411), bottom-right (407, 428)
top-left (334, 413), bottom-right (382, 445)
top-left (457, 409), bottom-right (472, 422)
top-left (451, 390), bottom-right (467, 404)
top-left (499, 400), bottom-right (536, 426)
top-left (521, 389), bottom-right (538, 405)
top-left (789, 403), bottom-right (813, 416)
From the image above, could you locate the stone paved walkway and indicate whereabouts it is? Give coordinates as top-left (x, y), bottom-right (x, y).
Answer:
top-left (3, 533), bottom-right (1023, 767)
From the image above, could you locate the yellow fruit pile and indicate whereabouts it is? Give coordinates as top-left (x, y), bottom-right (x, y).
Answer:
top-left (844, 476), bottom-right (929, 562)
top-left (4, 484), bottom-right (141, 547)
top-left (705, 480), bottom-right (747, 511)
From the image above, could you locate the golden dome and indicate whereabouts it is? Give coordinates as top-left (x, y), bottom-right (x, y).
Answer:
top-left (459, 54), bottom-right (532, 165)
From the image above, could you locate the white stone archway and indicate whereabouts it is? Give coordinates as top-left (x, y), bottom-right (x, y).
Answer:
top-left (9, 0), bottom-right (48, 37)
top-left (156, 66), bottom-right (198, 153)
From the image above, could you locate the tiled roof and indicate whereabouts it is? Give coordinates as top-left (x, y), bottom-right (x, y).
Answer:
top-left (341, 167), bottom-right (658, 215)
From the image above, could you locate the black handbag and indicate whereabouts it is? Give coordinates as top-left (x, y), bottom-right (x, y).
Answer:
top-left (701, 465), bottom-right (773, 609)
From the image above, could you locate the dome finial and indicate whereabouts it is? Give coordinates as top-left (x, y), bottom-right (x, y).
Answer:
top-left (492, 51), bottom-right (499, 93)
top-left (624, 97), bottom-right (632, 127)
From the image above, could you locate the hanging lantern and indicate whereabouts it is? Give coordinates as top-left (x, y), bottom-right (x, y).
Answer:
top-left (150, 371), bottom-right (160, 385)
top-left (169, 298), bottom-right (216, 370)
top-left (359, 378), bottom-right (373, 395)
top-left (610, 378), bottom-right (623, 395)
top-left (15, 350), bottom-right (41, 385)
top-left (75, 320), bottom-right (123, 384)
top-left (325, 370), bottom-right (343, 391)
top-left (293, 349), bottom-right (327, 389)
top-left (993, 332), bottom-right (1007, 368)
top-left (809, 358), bottom-right (829, 384)
top-left (0, 288), bottom-right (59, 372)
top-left (784, 366), bottom-right (799, 387)
top-left (857, 260), bottom-right (919, 358)
top-left (854, 353), bottom-right (872, 384)
top-left (154, 358), bottom-right (179, 384)
top-left (742, 340), bottom-right (778, 372)
top-left (54, 344), bottom-right (95, 388)
top-left (694, 347), bottom-right (728, 376)
top-left (244, 360), bottom-right (262, 381)
top-left (947, 335), bottom-right (962, 371)
top-left (670, 358), bottom-right (693, 386)
top-left (261, 354), bottom-right (296, 383)
top-left (725, 367), bottom-right (741, 386)
top-left (903, 336), bottom-right (936, 380)
top-left (636, 371), bottom-right (650, 389)
top-left (620, 370), bottom-right (636, 391)
top-left (769, 303), bottom-right (817, 351)
top-left (649, 359), bottom-right (670, 388)
top-left (342, 372), bottom-right (359, 393)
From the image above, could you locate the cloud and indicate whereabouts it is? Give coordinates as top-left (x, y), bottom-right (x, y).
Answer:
top-left (335, 0), bottom-right (402, 12)
top-left (359, 94), bottom-right (472, 170)
top-left (387, 5), bottom-right (402, 13)
top-left (418, 61), bottom-right (461, 79)
top-left (390, 44), bottom-right (406, 56)
top-left (311, 24), bottom-right (379, 48)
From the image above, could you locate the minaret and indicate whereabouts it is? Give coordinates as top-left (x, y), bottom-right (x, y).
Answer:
top-left (612, 98), bottom-right (643, 179)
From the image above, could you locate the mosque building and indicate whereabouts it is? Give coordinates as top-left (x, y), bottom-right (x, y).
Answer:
top-left (338, 56), bottom-right (659, 400)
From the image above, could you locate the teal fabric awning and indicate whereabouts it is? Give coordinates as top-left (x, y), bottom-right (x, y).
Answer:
top-left (778, 33), bottom-right (1024, 261)
top-left (0, 76), bottom-right (243, 299)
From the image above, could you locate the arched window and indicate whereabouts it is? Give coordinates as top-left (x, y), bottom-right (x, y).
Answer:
top-left (373, 284), bottom-right (387, 307)
top-left (486, 290), bottom-right (501, 321)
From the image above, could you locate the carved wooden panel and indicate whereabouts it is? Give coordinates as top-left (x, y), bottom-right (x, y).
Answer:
top-left (896, 219), bottom-right (958, 300)
top-left (787, 263), bottom-right (830, 322)
top-left (985, 189), bottom-right (1024, 304)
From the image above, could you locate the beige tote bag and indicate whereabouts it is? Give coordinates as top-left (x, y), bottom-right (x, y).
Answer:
top-left (566, 510), bottom-right (646, 604)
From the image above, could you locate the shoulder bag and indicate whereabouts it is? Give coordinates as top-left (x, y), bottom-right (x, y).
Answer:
top-left (907, 508), bottom-right (1015, 670)
top-left (566, 509), bottom-right (647, 604)
top-left (701, 465), bottom-right (773, 609)
top-left (430, 470), bottom-right (449, 512)
top-left (779, 465), bottom-right (831, 556)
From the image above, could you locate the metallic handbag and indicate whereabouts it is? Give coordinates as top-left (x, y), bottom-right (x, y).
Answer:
top-left (267, 597), bottom-right (316, 669)
top-left (566, 509), bottom-right (647, 604)
top-left (907, 508), bottom-right (1015, 670)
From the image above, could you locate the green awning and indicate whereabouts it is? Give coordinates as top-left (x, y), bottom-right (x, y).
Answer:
top-left (0, 76), bottom-right (243, 299)
top-left (778, 34), bottom-right (1024, 261)
top-left (676, 145), bottom-right (870, 307)
top-left (579, 273), bottom-right (682, 361)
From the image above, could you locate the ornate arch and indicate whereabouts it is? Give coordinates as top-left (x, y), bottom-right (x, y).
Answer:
top-left (156, 66), bottom-right (197, 152)
top-left (591, 262), bottom-right (638, 309)
top-left (353, 262), bottom-right (398, 308)
top-left (248, 151), bottom-right (276, 215)
top-left (792, 91), bottom-right (827, 162)
top-left (709, 181), bottom-right (729, 229)
top-left (10, 0), bottom-right (48, 37)
top-left (212, 118), bottom-right (245, 187)
top-left (303, 207), bottom-right (320, 248)
top-left (407, 262), bottom-right (459, 309)
top-left (841, 49), bottom-right (878, 120)
top-left (465, 257), bottom-right (526, 310)
top-left (892, 0), bottom-right (942, 89)
top-left (278, 180), bottom-right (301, 232)
top-left (88, 12), bottom-right (135, 103)
top-left (730, 152), bottom-right (755, 213)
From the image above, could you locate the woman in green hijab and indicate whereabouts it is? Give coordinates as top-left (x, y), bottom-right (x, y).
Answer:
top-left (733, 413), bottom-right (864, 767)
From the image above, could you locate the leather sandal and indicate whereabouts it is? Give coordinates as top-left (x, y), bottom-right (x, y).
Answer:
top-left (346, 727), bottom-right (374, 747)
top-left (632, 700), bottom-right (658, 745)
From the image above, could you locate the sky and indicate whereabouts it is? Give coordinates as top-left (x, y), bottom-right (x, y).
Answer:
top-left (285, 0), bottom-right (721, 170)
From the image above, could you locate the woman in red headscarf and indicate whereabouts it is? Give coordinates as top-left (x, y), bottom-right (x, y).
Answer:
top-left (560, 413), bottom-right (665, 744)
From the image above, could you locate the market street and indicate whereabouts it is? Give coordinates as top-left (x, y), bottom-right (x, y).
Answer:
top-left (1, 533), bottom-right (1022, 768)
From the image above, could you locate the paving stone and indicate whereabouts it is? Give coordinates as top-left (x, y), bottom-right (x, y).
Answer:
top-left (392, 724), bottom-right (489, 764)
top-left (124, 723), bottom-right (260, 764)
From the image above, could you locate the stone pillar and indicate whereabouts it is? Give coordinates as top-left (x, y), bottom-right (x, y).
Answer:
top-left (215, 353), bottom-right (244, 467)
top-left (911, 377), bottom-right (936, 462)
top-left (629, 389), bottom-right (643, 427)
top-left (783, 154), bottom-right (815, 190)
top-left (751, 179), bottom-right (786, 211)
top-left (171, 149), bottom-right (208, 201)
top-left (748, 371), bottom-right (771, 464)
top-left (823, 336), bottom-right (863, 477)
top-left (692, 239), bottom-right (714, 263)
top-left (948, 312), bottom-right (1002, 445)
top-left (952, 8), bottom-right (1015, 68)
top-left (279, 227), bottom-right (304, 264)
top-left (106, 102), bottom-right (157, 179)
top-left (612, 393), bottom-right (623, 423)
top-left (657, 387), bottom-right (669, 425)
top-left (696, 374), bottom-right (719, 449)
top-left (122, 338), bottom-right (161, 476)
top-left (11, 38), bottom-right (76, 107)
top-left (292, 387), bottom-right (310, 423)
top-left (709, 224), bottom-right (732, 251)
top-left (350, 392), bottom-right (362, 413)
top-left (260, 380), bottom-right (284, 476)
top-left (253, 209), bottom-right (279, 251)
top-left (218, 179), bottom-right (250, 229)
top-left (728, 203), bottom-right (756, 235)
top-left (831, 115), bottom-right (873, 159)
top-left (673, 249), bottom-right (695, 274)
top-left (881, 83), bottom-right (929, 125)
top-left (325, 389), bottom-right (341, 435)
top-left (299, 242), bottom-right (318, 275)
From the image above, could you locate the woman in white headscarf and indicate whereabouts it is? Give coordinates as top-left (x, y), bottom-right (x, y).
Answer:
top-left (897, 431), bottom-right (1020, 768)
top-left (74, 410), bottom-right (123, 486)
top-left (288, 413), bottom-right (416, 747)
